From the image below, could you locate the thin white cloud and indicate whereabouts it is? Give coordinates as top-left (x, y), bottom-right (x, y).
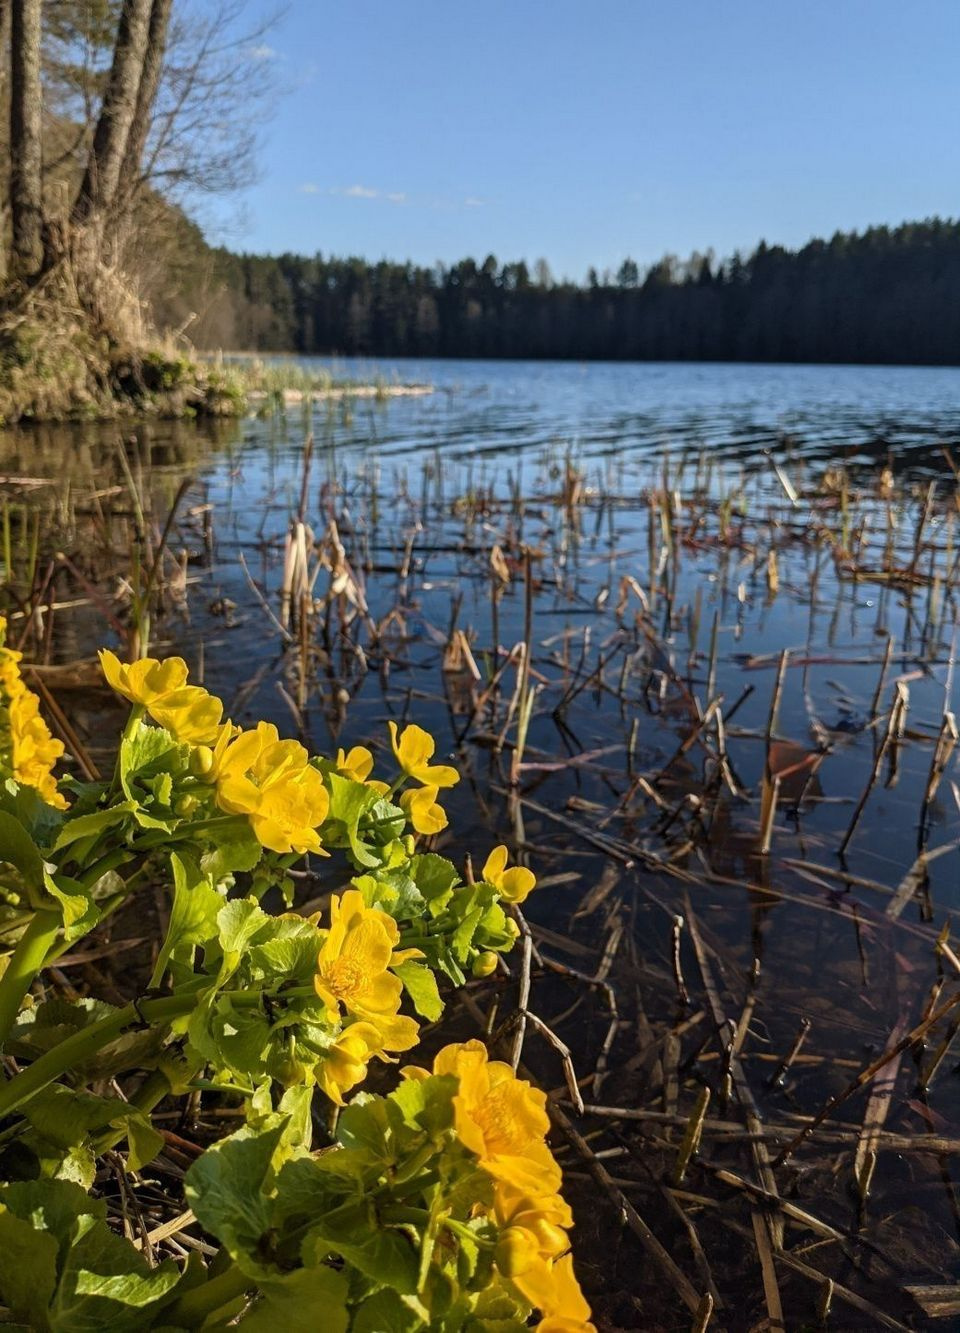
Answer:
top-left (464, 196), bottom-right (484, 208)
top-left (249, 43), bottom-right (277, 60)
top-left (328, 185), bottom-right (408, 204)
top-left (298, 183), bottom-right (319, 194)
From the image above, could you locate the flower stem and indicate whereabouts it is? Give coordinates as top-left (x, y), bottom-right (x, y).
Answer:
top-left (0, 909), bottom-right (61, 1049)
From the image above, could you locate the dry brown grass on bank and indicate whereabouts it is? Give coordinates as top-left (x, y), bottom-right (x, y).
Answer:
top-left (0, 258), bottom-right (247, 424)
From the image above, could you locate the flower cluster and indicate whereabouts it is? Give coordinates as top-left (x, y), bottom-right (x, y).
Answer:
top-left (406, 1041), bottom-right (594, 1330)
top-left (390, 719), bottom-right (459, 833)
top-left (0, 646), bottom-right (593, 1330)
top-left (0, 616), bottom-right (66, 809)
top-left (211, 720), bottom-right (329, 854)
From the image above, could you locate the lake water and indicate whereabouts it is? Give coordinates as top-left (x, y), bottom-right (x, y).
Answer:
top-left (5, 358), bottom-right (960, 1327)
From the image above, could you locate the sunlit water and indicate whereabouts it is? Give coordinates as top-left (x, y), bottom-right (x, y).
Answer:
top-left (5, 358), bottom-right (960, 1323)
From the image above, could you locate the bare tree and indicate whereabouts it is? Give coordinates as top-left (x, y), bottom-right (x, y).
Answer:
top-left (10, 0), bottom-right (44, 276)
top-left (141, 1), bottom-right (279, 205)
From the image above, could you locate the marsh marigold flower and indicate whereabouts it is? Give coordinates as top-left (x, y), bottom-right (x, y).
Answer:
top-left (492, 1185), bottom-right (594, 1325)
top-left (316, 1020), bottom-right (387, 1106)
top-left (482, 845), bottom-right (536, 904)
top-left (99, 649), bottom-right (223, 744)
top-left (314, 889), bottom-right (420, 1052)
top-left (215, 721), bottom-right (330, 854)
top-left (400, 783), bottom-right (448, 835)
top-left (388, 721), bottom-right (459, 789)
top-left (528, 1255), bottom-right (595, 1331)
top-left (0, 617), bottom-right (66, 809)
top-left (99, 650), bottom-right (187, 705)
top-left (404, 1040), bottom-right (561, 1197)
top-left (335, 745), bottom-right (375, 783)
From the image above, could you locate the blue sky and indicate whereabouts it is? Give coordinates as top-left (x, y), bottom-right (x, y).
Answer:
top-left (209, 0), bottom-right (960, 279)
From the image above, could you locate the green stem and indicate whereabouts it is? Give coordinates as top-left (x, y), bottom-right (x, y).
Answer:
top-left (0, 910), bottom-right (61, 1049)
top-left (108, 703), bottom-right (144, 799)
top-left (76, 848), bottom-right (130, 890)
top-left (164, 1263), bottom-right (252, 1328)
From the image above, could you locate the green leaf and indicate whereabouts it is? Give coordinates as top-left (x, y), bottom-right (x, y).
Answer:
top-left (0, 810), bottom-right (46, 894)
top-left (23, 1085), bottom-right (122, 1148)
top-left (52, 804), bottom-right (136, 853)
top-left (0, 779), bottom-right (65, 849)
top-left (392, 960), bottom-right (443, 1022)
top-left (22, 1085), bottom-right (163, 1174)
top-left (238, 1266), bottom-right (349, 1333)
top-left (410, 854), bottom-right (461, 906)
top-left (200, 818), bottom-right (261, 881)
top-left (218, 899), bottom-right (271, 956)
top-left (354, 868), bottom-right (425, 921)
top-left (305, 1200), bottom-right (419, 1294)
top-left (119, 723), bottom-right (178, 797)
top-left (51, 1215), bottom-right (181, 1331)
top-left (451, 906), bottom-right (483, 963)
top-left (326, 774), bottom-right (384, 868)
top-left (42, 869), bottom-right (99, 941)
top-left (149, 852), bottom-right (223, 987)
top-left (389, 1074), bottom-right (456, 1137)
top-left (246, 917), bottom-right (322, 984)
top-left (0, 1206), bottom-right (60, 1327)
top-left (0, 1180), bottom-right (180, 1333)
top-left (335, 1095), bottom-right (398, 1161)
top-left (185, 1124), bottom-right (286, 1270)
top-left (352, 1287), bottom-right (425, 1333)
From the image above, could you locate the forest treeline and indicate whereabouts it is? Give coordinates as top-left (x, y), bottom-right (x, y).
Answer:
top-left (187, 219), bottom-right (960, 365)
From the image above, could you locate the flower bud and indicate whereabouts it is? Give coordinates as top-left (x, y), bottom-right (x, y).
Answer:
top-left (190, 744), bottom-right (215, 777)
top-left (472, 951), bottom-right (498, 978)
top-left (174, 794), bottom-right (199, 817)
top-left (503, 919), bottom-right (521, 941)
top-left (495, 1226), bottom-right (539, 1277)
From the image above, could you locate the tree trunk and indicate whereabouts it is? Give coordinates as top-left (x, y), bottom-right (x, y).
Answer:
top-left (114, 0), bottom-right (174, 225)
top-left (10, 0), bottom-right (43, 278)
top-left (71, 0), bottom-right (154, 232)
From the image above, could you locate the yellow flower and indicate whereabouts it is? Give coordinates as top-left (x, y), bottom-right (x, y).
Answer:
top-left (483, 846), bottom-right (536, 904)
top-left (7, 687), bottom-right (67, 809)
top-left (492, 1187), bottom-right (592, 1329)
top-left (388, 721), bottom-right (459, 789)
top-left (336, 745), bottom-right (375, 782)
top-left (0, 618), bottom-right (66, 809)
top-left (529, 1255), bottom-right (595, 1330)
top-left (99, 649), bottom-right (223, 745)
top-left (407, 1040), bottom-right (561, 1197)
top-left (215, 721), bottom-right (330, 855)
top-left (99, 650), bottom-right (188, 705)
top-left (148, 687), bottom-right (224, 745)
top-left (494, 1185), bottom-right (573, 1256)
top-left (317, 1021), bottom-right (385, 1105)
top-left (314, 889), bottom-right (420, 1051)
top-left (400, 784), bottom-right (448, 835)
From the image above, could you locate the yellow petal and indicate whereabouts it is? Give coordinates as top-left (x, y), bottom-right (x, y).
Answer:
top-left (500, 865), bottom-right (537, 904)
top-left (482, 845), bottom-right (509, 884)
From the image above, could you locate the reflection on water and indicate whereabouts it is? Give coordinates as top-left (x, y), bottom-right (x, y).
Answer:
top-left (4, 358), bottom-right (960, 1326)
